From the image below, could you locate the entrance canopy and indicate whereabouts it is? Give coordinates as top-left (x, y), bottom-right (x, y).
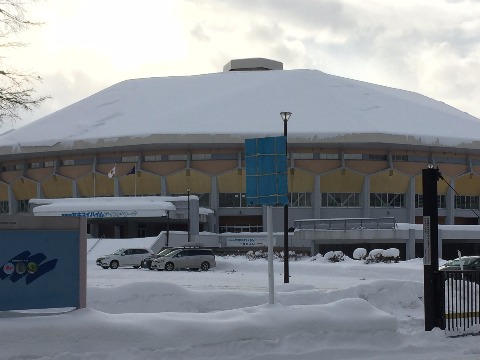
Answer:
top-left (31, 197), bottom-right (177, 219)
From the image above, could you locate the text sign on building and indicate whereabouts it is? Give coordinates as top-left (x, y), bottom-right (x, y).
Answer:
top-left (423, 216), bottom-right (431, 266)
top-left (245, 136), bottom-right (288, 206)
top-left (226, 237), bottom-right (267, 247)
top-left (0, 216), bottom-right (86, 311)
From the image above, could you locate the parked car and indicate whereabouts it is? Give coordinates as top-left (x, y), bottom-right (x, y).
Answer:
top-left (96, 248), bottom-right (154, 269)
top-left (440, 256), bottom-right (480, 284)
top-left (140, 247), bottom-right (178, 270)
top-left (439, 256), bottom-right (480, 271)
top-left (150, 247), bottom-right (216, 271)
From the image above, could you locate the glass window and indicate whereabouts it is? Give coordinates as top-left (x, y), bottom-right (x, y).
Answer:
top-left (97, 157), bottom-right (120, 164)
top-left (364, 154), bottom-right (388, 161)
top-left (290, 192), bottom-right (312, 207)
top-left (392, 155), bottom-right (408, 161)
top-left (218, 193), bottom-right (251, 207)
top-left (455, 195), bottom-right (480, 210)
top-left (74, 158), bottom-right (94, 165)
top-left (17, 199), bottom-right (29, 213)
top-left (168, 154), bottom-right (188, 161)
top-left (122, 156), bottom-right (138, 163)
top-left (370, 193), bottom-right (405, 208)
top-left (62, 159), bottom-right (74, 166)
top-left (415, 194), bottom-right (446, 209)
top-left (318, 153), bottom-right (339, 160)
top-left (321, 193), bottom-right (360, 207)
top-left (344, 153), bottom-right (362, 160)
top-left (293, 153), bottom-right (314, 160)
top-left (0, 201), bottom-right (9, 214)
top-left (29, 162), bottom-right (43, 169)
top-left (192, 153), bottom-right (211, 161)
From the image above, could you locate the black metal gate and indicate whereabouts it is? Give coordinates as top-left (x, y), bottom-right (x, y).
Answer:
top-left (441, 270), bottom-right (480, 335)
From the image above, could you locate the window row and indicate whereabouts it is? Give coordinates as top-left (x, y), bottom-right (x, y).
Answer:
top-left (5, 194), bottom-right (480, 213)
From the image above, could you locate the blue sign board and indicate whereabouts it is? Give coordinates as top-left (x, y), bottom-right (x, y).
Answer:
top-left (0, 217), bottom-right (86, 311)
top-left (245, 136), bottom-right (288, 206)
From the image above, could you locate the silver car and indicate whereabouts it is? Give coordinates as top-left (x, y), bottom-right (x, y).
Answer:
top-left (151, 248), bottom-right (216, 271)
top-left (96, 248), bottom-right (154, 269)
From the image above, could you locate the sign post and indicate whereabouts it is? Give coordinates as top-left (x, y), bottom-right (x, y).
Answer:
top-left (422, 166), bottom-right (443, 330)
top-left (245, 136), bottom-right (288, 305)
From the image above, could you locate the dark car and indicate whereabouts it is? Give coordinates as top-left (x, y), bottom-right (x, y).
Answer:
top-left (440, 256), bottom-right (480, 284)
top-left (140, 247), bottom-right (178, 270)
top-left (440, 256), bottom-right (480, 271)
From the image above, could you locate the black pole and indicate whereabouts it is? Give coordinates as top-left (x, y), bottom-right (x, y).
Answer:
top-left (284, 119), bottom-right (289, 283)
top-left (422, 167), bottom-right (442, 330)
top-left (187, 188), bottom-right (191, 242)
top-left (166, 210), bottom-right (170, 247)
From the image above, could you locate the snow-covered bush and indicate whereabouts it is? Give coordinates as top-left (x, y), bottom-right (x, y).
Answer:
top-left (246, 250), bottom-right (307, 261)
top-left (382, 248), bottom-right (400, 263)
top-left (310, 253), bottom-right (323, 261)
top-left (365, 248), bottom-right (400, 263)
top-left (353, 248), bottom-right (367, 260)
top-left (324, 250), bottom-right (344, 262)
top-left (365, 249), bottom-right (384, 264)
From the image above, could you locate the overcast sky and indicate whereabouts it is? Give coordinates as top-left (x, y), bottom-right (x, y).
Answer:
top-left (6, 0), bottom-right (480, 131)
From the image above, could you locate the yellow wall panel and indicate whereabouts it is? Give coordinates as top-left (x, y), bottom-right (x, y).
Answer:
top-left (12, 178), bottom-right (37, 200)
top-left (120, 171), bottom-right (161, 196)
top-left (58, 165), bottom-right (92, 179)
top-left (0, 182), bottom-right (8, 201)
top-left (345, 161), bottom-right (387, 175)
top-left (289, 169), bottom-right (314, 192)
top-left (394, 163), bottom-right (426, 176)
top-left (77, 173), bottom-right (114, 197)
top-left (455, 174), bottom-right (480, 196)
top-left (141, 162), bottom-right (186, 176)
top-left (25, 168), bottom-right (54, 181)
top-left (415, 174), bottom-right (450, 195)
top-left (166, 169), bottom-right (211, 194)
top-left (320, 169), bottom-right (364, 193)
top-left (217, 169), bottom-right (245, 193)
top-left (295, 160), bottom-right (340, 174)
top-left (42, 175), bottom-right (73, 198)
top-left (437, 164), bottom-right (468, 177)
top-left (370, 170), bottom-right (409, 193)
top-left (192, 160), bottom-right (237, 175)
top-left (0, 171), bottom-right (22, 183)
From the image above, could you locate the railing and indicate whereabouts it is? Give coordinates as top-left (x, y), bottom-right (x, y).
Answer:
top-left (294, 217), bottom-right (397, 231)
top-left (442, 270), bottom-right (480, 335)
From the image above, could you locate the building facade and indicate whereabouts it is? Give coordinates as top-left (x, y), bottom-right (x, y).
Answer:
top-left (1, 58), bottom-right (480, 238)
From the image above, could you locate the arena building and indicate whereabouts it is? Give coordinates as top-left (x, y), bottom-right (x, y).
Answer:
top-left (1, 58), bottom-right (480, 243)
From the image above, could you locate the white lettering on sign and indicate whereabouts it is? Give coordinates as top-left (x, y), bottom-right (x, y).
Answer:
top-left (423, 216), bottom-right (431, 266)
top-left (61, 210), bottom-right (138, 218)
top-left (226, 238), bottom-right (267, 247)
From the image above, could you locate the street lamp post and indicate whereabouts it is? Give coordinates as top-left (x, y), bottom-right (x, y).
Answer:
top-left (187, 188), bottom-right (191, 242)
top-left (280, 111), bottom-right (291, 283)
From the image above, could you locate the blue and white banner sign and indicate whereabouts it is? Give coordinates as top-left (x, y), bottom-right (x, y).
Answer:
top-left (0, 216), bottom-right (86, 311)
top-left (245, 136), bottom-right (288, 206)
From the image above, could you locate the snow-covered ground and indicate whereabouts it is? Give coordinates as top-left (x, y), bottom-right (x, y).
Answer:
top-left (1, 238), bottom-right (479, 360)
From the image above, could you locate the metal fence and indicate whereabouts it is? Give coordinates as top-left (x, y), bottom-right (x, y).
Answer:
top-left (442, 270), bottom-right (480, 336)
top-left (294, 217), bottom-right (397, 231)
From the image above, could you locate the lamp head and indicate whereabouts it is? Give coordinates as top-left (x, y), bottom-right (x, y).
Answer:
top-left (280, 111), bottom-right (292, 122)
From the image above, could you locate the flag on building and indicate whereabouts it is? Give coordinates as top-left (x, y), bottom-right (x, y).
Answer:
top-left (127, 166), bottom-right (136, 175)
top-left (107, 166), bottom-right (116, 178)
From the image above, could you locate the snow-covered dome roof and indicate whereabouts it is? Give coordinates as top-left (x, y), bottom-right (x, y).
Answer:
top-left (1, 69), bottom-right (480, 155)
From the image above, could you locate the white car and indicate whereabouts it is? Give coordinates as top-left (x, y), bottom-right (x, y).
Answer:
top-left (150, 248), bottom-right (216, 271)
top-left (96, 248), bottom-right (154, 269)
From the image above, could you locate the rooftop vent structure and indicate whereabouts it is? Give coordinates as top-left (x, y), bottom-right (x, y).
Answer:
top-left (223, 58), bottom-right (283, 72)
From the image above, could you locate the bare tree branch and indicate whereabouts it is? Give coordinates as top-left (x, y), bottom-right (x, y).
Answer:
top-left (0, 0), bottom-right (48, 125)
